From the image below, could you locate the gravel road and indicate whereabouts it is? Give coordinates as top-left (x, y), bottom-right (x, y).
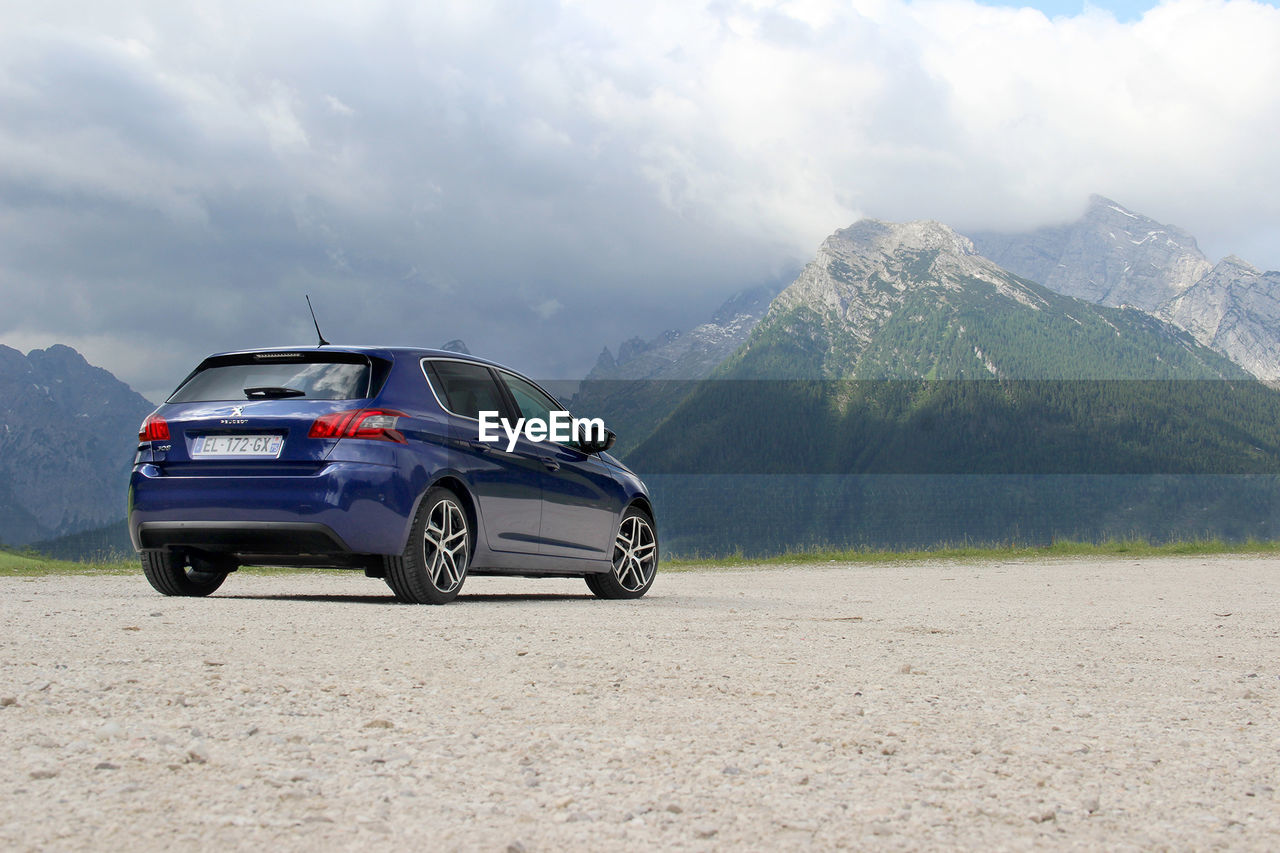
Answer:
top-left (1, 556), bottom-right (1277, 850)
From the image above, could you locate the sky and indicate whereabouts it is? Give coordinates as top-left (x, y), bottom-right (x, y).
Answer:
top-left (1, 0), bottom-right (1278, 401)
top-left (1005, 0), bottom-right (1182, 19)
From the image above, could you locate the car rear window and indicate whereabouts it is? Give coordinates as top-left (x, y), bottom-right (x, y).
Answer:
top-left (169, 353), bottom-right (374, 403)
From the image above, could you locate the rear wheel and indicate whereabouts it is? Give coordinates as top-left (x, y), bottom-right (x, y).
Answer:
top-left (384, 486), bottom-right (471, 604)
top-left (140, 550), bottom-right (230, 597)
top-left (586, 506), bottom-right (657, 600)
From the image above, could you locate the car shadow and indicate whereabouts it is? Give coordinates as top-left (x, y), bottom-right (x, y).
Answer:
top-left (216, 592), bottom-right (598, 605)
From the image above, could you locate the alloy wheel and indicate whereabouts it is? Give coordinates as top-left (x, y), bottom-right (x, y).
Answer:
top-left (612, 515), bottom-right (657, 592)
top-left (423, 499), bottom-right (469, 592)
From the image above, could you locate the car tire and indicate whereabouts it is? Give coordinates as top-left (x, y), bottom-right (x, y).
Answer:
top-left (385, 486), bottom-right (471, 604)
top-left (586, 505), bottom-right (658, 600)
top-left (140, 550), bottom-right (230, 597)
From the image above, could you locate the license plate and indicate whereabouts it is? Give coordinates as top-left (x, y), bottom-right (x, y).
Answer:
top-left (192, 434), bottom-right (284, 458)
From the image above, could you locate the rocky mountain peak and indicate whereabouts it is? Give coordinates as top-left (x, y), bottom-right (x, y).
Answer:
top-left (616, 336), bottom-right (655, 365)
top-left (586, 282), bottom-right (784, 381)
top-left (1216, 254), bottom-right (1261, 275)
top-left (773, 217), bottom-right (1036, 333)
top-left (1085, 193), bottom-right (1138, 221)
top-left (592, 347), bottom-right (617, 374)
top-left (1158, 256), bottom-right (1280, 378)
top-left (970, 196), bottom-right (1211, 312)
top-left (729, 212), bottom-right (1244, 383)
top-left (438, 339), bottom-right (470, 355)
top-left (829, 219), bottom-right (976, 260)
top-left (748, 217), bottom-right (1081, 379)
top-left (0, 345), bottom-right (155, 545)
top-left (967, 195), bottom-right (1280, 379)
top-left (27, 342), bottom-right (89, 367)
top-left (0, 343), bottom-right (30, 374)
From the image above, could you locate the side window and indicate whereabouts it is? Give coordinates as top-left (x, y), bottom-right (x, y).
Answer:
top-left (424, 360), bottom-right (508, 420)
top-left (500, 372), bottom-right (587, 448)
top-left (500, 372), bottom-right (559, 422)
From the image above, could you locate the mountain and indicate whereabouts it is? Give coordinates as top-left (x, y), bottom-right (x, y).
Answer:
top-left (31, 519), bottom-right (134, 562)
top-left (1159, 257), bottom-right (1280, 380)
top-left (969, 194), bottom-right (1211, 313)
top-left (969, 195), bottom-right (1280, 379)
top-left (724, 218), bottom-right (1244, 380)
top-left (0, 345), bottom-right (155, 546)
top-left (587, 283), bottom-right (780, 381)
top-left (572, 283), bottom-right (781, 455)
top-left (621, 219), bottom-right (1280, 555)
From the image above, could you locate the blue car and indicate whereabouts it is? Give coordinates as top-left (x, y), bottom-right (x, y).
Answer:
top-left (128, 346), bottom-right (657, 603)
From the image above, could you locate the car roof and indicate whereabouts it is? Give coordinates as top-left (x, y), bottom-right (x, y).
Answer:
top-left (201, 345), bottom-right (522, 377)
top-left (191, 345), bottom-right (580, 422)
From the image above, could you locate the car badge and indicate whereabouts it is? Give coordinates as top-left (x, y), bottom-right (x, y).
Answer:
top-left (231, 406), bottom-right (244, 417)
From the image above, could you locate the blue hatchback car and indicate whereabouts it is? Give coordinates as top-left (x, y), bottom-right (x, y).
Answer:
top-left (128, 346), bottom-right (657, 603)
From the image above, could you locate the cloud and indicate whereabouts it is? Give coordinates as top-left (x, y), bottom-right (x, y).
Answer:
top-left (324, 94), bottom-right (355, 117)
top-left (532, 298), bottom-right (563, 321)
top-left (1, 0), bottom-right (1278, 392)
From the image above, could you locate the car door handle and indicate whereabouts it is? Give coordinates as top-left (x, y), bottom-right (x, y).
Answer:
top-left (539, 456), bottom-right (560, 471)
top-left (463, 440), bottom-right (492, 454)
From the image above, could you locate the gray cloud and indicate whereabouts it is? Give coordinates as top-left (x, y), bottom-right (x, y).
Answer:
top-left (2, 0), bottom-right (1279, 399)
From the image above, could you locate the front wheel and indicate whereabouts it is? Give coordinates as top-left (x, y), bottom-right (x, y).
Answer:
top-left (140, 550), bottom-right (229, 597)
top-left (384, 486), bottom-right (471, 604)
top-left (586, 506), bottom-right (658, 600)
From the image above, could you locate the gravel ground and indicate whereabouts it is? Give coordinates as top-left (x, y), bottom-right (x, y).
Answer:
top-left (1, 556), bottom-right (1277, 851)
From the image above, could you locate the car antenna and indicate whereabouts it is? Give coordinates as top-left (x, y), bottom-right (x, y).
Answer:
top-left (306, 294), bottom-right (330, 347)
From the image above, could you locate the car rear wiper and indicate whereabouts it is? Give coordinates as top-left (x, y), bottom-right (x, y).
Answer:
top-left (244, 386), bottom-right (306, 399)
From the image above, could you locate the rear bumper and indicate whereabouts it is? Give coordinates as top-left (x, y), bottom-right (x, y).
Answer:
top-left (128, 460), bottom-right (418, 557)
top-left (134, 520), bottom-right (351, 553)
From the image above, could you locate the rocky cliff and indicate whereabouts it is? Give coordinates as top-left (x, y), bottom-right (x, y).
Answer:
top-left (0, 345), bottom-right (154, 545)
top-left (588, 283), bottom-right (779, 381)
top-left (970, 195), bottom-right (1212, 312)
top-left (969, 196), bottom-right (1280, 378)
top-left (729, 218), bottom-right (1238, 380)
top-left (1159, 257), bottom-right (1280, 380)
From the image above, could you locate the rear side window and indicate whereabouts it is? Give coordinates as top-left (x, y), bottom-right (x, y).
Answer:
top-left (424, 360), bottom-right (508, 420)
top-left (169, 353), bottom-right (373, 403)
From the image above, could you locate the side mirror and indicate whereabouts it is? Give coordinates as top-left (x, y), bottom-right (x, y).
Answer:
top-left (574, 422), bottom-right (616, 454)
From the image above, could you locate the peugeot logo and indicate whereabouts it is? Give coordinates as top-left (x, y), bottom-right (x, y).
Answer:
top-left (231, 406), bottom-right (244, 417)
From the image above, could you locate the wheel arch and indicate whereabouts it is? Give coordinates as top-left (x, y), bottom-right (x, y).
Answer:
top-left (623, 494), bottom-right (658, 556)
top-left (424, 473), bottom-right (481, 553)
top-left (626, 494), bottom-right (656, 525)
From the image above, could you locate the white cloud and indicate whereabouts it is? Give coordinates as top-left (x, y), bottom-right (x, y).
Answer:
top-left (1, 0), bottom-right (1279, 389)
top-left (533, 298), bottom-right (563, 320)
top-left (325, 94), bottom-right (354, 117)
top-left (566, 0), bottom-right (1280, 249)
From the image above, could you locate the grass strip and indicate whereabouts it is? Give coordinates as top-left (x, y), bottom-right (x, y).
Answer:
top-left (5, 538), bottom-right (1280, 577)
top-left (661, 538), bottom-right (1280, 570)
top-left (0, 550), bottom-right (330, 578)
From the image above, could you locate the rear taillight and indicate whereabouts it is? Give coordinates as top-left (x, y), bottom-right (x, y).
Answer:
top-left (139, 414), bottom-right (170, 442)
top-left (308, 409), bottom-right (406, 443)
